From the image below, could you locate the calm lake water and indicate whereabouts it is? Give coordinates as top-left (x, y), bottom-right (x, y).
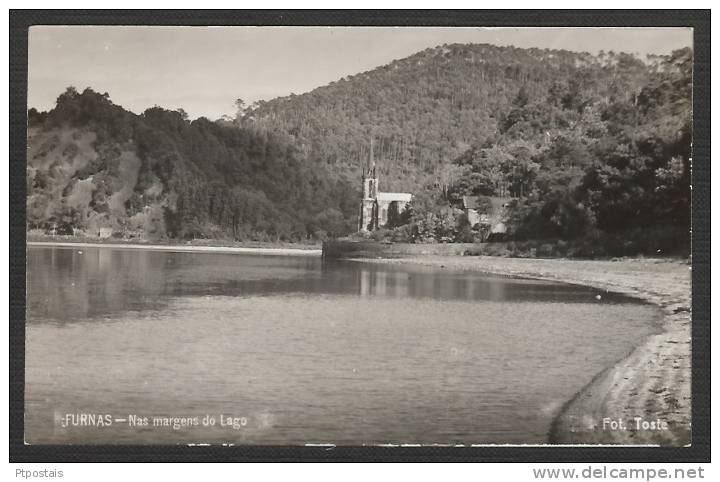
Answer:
top-left (25, 246), bottom-right (661, 445)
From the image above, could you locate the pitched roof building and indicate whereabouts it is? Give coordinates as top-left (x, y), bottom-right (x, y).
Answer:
top-left (462, 195), bottom-right (512, 240)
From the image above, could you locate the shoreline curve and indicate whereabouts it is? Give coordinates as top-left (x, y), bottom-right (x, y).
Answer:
top-left (350, 255), bottom-right (691, 446)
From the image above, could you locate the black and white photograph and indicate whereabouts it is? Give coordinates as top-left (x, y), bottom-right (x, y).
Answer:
top-left (8, 11), bottom-right (710, 466)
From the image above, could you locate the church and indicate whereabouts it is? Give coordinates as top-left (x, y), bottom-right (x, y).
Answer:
top-left (358, 143), bottom-right (412, 232)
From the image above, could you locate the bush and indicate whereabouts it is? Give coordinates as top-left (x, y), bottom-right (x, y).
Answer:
top-left (369, 228), bottom-right (394, 242)
top-left (391, 224), bottom-right (414, 243)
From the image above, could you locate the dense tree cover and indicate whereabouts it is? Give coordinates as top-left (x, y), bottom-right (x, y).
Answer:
top-left (448, 48), bottom-right (692, 254)
top-left (242, 45), bottom-right (678, 189)
top-left (27, 87), bottom-right (356, 241)
top-left (27, 43), bottom-right (692, 253)
top-left (339, 46), bottom-right (691, 255)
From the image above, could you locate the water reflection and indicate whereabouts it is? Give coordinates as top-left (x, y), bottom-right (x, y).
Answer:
top-left (25, 246), bottom-right (661, 445)
top-left (27, 246), bottom-right (634, 324)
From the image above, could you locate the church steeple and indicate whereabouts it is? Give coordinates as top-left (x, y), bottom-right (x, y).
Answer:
top-left (357, 137), bottom-right (412, 233)
top-left (362, 138), bottom-right (378, 199)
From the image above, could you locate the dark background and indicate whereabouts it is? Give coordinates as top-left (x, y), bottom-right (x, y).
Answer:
top-left (9, 9), bottom-right (710, 463)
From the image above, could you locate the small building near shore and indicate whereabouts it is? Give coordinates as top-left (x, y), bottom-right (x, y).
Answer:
top-left (462, 195), bottom-right (512, 241)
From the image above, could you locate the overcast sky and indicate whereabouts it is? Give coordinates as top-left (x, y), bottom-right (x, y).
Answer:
top-left (28, 26), bottom-right (693, 120)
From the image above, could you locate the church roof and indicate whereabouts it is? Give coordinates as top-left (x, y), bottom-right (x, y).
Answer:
top-left (376, 192), bottom-right (412, 202)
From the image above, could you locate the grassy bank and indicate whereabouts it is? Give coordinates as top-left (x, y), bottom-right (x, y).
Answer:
top-left (353, 255), bottom-right (691, 446)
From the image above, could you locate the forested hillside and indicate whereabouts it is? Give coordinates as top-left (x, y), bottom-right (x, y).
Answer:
top-left (240, 43), bottom-right (691, 254)
top-left (27, 42), bottom-right (692, 253)
top-left (27, 88), bottom-right (356, 241)
top-left (242, 44), bottom-right (685, 190)
top-left (441, 45), bottom-right (692, 255)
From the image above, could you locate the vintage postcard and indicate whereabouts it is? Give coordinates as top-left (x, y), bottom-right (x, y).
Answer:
top-left (11, 14), bottom-right (708, 463)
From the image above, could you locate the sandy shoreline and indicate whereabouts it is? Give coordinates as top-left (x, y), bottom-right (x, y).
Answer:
top-left (353, 255), bottom-right (691, 446)
top-left (27, 241), bottom-right (322, 257)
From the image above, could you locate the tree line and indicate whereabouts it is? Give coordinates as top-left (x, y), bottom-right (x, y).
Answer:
top-left (26, 42), bottom-right (692, 255)
top-left (359, 47), bottom-right (692, 256)
top-left (27, 87), bottom-right (356, 242)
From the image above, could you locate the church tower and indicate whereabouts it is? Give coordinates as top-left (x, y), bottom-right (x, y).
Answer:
top-left (358, 139), bottom-right (379, 232)
top-left (357, 138), bottom-right (413, 233)
top-left (362, 139), bottom-right (378, 199)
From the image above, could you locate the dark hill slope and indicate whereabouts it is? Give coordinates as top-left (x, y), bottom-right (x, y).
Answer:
top-left (27, 88), bottom-right (355, 241)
